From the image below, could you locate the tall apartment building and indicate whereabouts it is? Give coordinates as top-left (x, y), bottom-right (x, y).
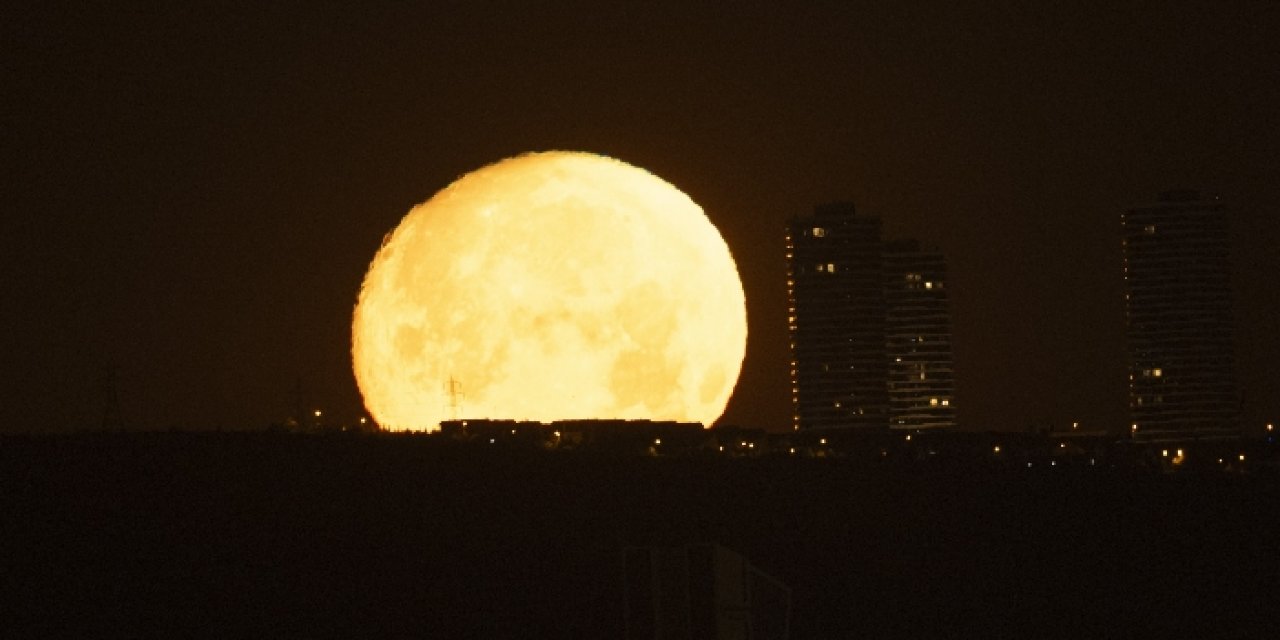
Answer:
top-left (786, 203), bottom-right (956, 431)
top-left (884, 240), bottom-right (956, 430)
top-left (786, 203), bottom-right (889, 430)
top-left (1123, 190), bottom-right (1239, 436)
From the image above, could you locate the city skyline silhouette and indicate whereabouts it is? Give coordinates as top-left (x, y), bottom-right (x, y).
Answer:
top-left (3, 4), bottom-right (1277, 435)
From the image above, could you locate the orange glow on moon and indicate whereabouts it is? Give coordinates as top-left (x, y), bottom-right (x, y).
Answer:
top-left (351, 151), bottom-right (747, 431)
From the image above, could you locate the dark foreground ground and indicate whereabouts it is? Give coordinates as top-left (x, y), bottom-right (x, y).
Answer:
top-left (3, 432), bottom-right (1277, 638)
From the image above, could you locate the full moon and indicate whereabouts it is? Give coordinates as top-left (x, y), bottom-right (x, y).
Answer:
top-left (351, 151), bottom-right (747, 431)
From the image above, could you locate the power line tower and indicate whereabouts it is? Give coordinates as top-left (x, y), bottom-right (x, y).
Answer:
top-left (445, 376), bottom-right (465, 421)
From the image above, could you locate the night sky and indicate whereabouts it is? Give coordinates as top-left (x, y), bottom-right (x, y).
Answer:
top-left (4, 2), bottom-right (1278, 433)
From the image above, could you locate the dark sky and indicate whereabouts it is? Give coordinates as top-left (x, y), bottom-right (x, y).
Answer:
top-left (4, 1), bottom-right (1278, 433)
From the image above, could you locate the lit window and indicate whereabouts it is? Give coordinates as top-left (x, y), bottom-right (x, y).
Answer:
top-left (1144, 224), bottom-right (1156, 235)
top-left (941, 399), bottom-right (950, 407)
top-left (924, 281), bottom-right (933, 289)
top-left (827, 262), bottom-right (836, 272)
top-left (929, 398), bottom-right (939, 407)
top-left (1153, 368), bottom-right (1162, 377)
top-left (812, 227), bottom-right (826, 237)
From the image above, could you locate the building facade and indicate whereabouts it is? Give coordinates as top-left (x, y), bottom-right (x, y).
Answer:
top-left (1122, 190), bottom-right (1239, 436)
top-left (883, 240), bottom-right (957, 430)
top-left (786, 203), bottom-right (889, 430)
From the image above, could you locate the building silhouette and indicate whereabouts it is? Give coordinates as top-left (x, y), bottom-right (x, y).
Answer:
top-left (623, 544), bottom-right (791, 640)
top-left (1122, 190), bottom-right (1240, 437)
top-left (786, 203), bottom-right (889, 430)
top-left (884, 240), bottom-right (956, 430)
top-left (786, 203), bottom-right (955, 431)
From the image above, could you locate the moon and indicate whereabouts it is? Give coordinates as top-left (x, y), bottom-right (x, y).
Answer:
top-left (351, 151), bottom-right (747, 432)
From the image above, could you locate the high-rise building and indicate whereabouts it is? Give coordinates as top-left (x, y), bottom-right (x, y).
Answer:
top-left (1122, 190), bottom-right (1239, 437)
top-left (786, 203), bottom-right (889, 430)
top-left (883, 240), bottom-right (956, 430)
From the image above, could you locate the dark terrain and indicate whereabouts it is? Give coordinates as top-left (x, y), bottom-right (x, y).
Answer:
top-left (3, 431), bottom-right (1276, 638)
